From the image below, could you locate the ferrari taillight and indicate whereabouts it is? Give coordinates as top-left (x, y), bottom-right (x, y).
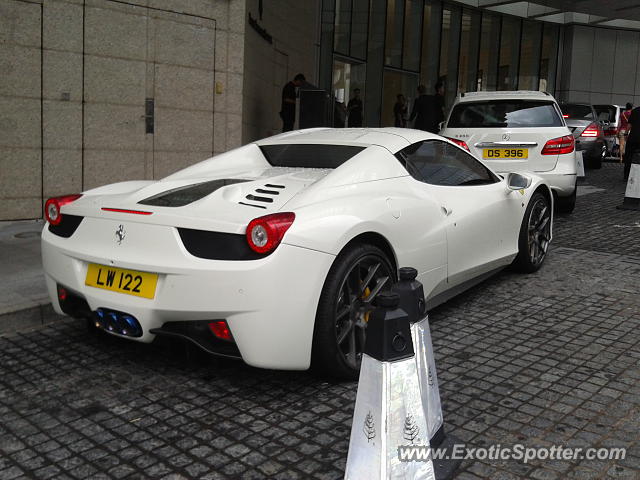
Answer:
top-left (580, 122), bottom-right (601, 138)
top-left (246, 212), bottom-right (295, 254)
top-left (44, 194), bottom-right (82, 225)
top-left (541, 135), bottom-right (575, 155)
top-left (445, 137), bottom-right (470, 151)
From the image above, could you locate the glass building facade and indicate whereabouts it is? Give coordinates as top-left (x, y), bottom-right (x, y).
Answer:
top-left (319, 0), bottom-right (560, 127)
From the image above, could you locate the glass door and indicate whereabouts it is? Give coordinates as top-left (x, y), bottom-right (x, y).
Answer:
top-left (332, 59), bottom-right (366, 127)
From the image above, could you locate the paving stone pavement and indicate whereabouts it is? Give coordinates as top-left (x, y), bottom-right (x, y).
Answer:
top-left (1, 163), bottom-right (639, 480)
top-left (555, 163), bottom-right (640, 258)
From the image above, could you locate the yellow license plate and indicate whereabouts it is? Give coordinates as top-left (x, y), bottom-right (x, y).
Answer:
top-left (85, 263), bottom-right (158, 299)
top-left (483, 148), bottom-right (528, 159)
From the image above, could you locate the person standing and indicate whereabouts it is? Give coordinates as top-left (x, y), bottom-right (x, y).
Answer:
top-left (409, 82), bottom-right (445, 133)
top-left (280, 73), bottom-right (306, 132)
top-left (409, 85), bottom-right (430, 131)
top-left (618, 103), bottom-right (633, 163)
top-left (393, 94), bottom-right (408, 128)
top-left (623, 104), bottom-right (640, 181)
top-left (347, 88), bottom-right (363, 127)
top-left (433, 81), bottom-right (445, 125)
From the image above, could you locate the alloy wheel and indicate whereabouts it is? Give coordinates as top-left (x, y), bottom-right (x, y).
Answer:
top-left (527, 198), bottom-right (551, 266)
top-left (334, 256), bottom-right (392, 369)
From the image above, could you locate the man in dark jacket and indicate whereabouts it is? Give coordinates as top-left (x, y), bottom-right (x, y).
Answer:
top-left (623, 105), bottom-right (640, 181)
top-left (346, 88), bottom-right (363, 127)
top-left (280, 73), bottom-right (306, 132)
top-left (409, 82), bottom-right (445, 133)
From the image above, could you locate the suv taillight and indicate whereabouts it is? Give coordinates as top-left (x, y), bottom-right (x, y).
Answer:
top-left (246, 212), bottom-right (295, 254)
top-left (580, 122), bottom-right (601, 138)
top-left (444, 137), bottom-right (470, 151)
top-left (541, 135), bottom-right (575, 155)
top-left (44, 194), bottom-right (82, 225)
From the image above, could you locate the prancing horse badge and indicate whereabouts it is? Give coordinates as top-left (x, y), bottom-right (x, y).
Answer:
top-left (115, 225), bottom-right (126, 245)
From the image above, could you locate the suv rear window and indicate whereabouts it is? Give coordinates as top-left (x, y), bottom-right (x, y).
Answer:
top-left (560, 104), bottom-right (595, 120)
top-left (260, 144), bottom-right (365, 169)
top-left (448, 100), bottom-right (563, 128)
top-left (594, 105), bottom-right (617, 123)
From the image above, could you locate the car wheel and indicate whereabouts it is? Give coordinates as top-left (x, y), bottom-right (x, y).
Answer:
top-left (555, 184), bottom-right (576, 214)
top-left (512, 192), bottom-right (552, 273)
top-left (591, 150), bottom-right (604, 169)
top-left (612, 144), bottom-right (619, 158)
top-left (311, 243), bottom-right (394, 380)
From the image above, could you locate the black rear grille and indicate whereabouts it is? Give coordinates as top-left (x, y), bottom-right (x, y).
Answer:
top-left (238, 202), bottom-right (266, 209)
top-left (49, 215), bottom-right (83, 238)
top-left (57, 285), bottom-right (91, 318)
top-left (151, 320), bottom-right (241, 359)
top-left (239, 184), bottom-right (286, 208)
top-left (245, 194), bottom-right (273, 203)
top-left (178, 228), bottom-right (270, 260)
top-left (255, 188), bottom-right (280, 195)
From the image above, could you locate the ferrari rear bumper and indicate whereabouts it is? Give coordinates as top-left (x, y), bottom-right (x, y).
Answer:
top-left (42, 226), bottom-right (335, 370)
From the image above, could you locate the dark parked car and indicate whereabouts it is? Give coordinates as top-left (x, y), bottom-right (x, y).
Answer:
top-left (594, 104), bottom-right (623, 158)
top-left (560, 103), bottom-right (606, 169)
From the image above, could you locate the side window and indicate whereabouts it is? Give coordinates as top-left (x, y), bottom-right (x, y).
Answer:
top-left (398, 140), bottom-right (498, 186)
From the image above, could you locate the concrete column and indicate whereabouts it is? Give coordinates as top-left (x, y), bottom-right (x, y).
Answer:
top-left (0, 0), bottom-right (43, 219)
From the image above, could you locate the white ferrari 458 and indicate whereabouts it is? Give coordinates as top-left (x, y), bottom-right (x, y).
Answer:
top-left (42, 128), bottom-right (553, 379)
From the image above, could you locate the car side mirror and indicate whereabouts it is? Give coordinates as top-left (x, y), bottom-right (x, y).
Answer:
top-left (438, 121), bottom-right (446, 131)
top-left (506, 172), bottom-right (532, 191)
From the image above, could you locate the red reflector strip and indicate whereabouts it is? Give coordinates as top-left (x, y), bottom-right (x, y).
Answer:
top-left (209, 321), bottom-right (233, 341)
top-left (101, 208), bottom-right (153, 215)
top-left (57, 286), bottom-right (67, 301)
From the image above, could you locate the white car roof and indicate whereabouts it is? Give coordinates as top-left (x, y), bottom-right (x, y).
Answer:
top-left (256, 128), bottom-right (442, 153)
top-left (457, 90), bottom-right (557, 103)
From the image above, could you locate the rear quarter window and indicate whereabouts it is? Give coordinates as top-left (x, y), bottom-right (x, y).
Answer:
top-left (594, 105), bottom-right (617, 123)
top-left (560, 104), bottom-right (595, 120)
top-left (448, 100), bottom-right (563, 128)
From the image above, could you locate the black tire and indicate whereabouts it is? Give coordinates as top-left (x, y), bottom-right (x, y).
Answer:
top-left (311, 243), bottom-right (394, 380)
top-left (555, 184), bottom-right (576, 214)
top-left (512, 192), bottom-right (552, 273)
top-left (612, 144), bottom-right (620, 158)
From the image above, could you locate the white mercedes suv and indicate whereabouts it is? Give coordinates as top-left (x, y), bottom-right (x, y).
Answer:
top-left (440, 91), bottom-right (577, 213)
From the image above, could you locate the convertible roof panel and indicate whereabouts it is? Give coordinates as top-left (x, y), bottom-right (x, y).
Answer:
top-left (257, 128), bottom-right (441, 153)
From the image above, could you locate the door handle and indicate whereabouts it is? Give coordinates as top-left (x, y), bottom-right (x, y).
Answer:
top-left (441, 206), bottom-right (453, 216)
